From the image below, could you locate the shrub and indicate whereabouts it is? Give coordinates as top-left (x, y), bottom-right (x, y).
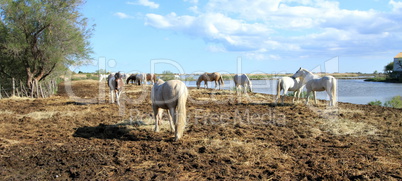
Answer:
top-left (368, 100), bottom-right (382, 106)
top-left (286, 91), bottom-right (312, 98)
top-left (384, 96), bottom-right (402, 108)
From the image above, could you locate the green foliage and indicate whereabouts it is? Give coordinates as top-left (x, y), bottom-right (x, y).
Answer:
top-left (384, 96), bottom-right (402, 108)
top-left (248, 74), bottom-right (273, 80)
top-left (0, 0), bottom-right (93, 97)
top-left (368, 100), bottom-right (382, 106)
top-left (368, 96), bottom-right (402, 108)
top-left (366, 62), bottom-right (402, 83)
top-left (223, 74), bottom-right (273, 80)
top-left (384, 62), bottom-right (394, 74)
top-left (286, 91), bottom-right (312, 98)
top-left (158, 71), bottom-right (175, 81)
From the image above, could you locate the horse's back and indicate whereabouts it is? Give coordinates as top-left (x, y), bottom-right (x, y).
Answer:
top-left (163, 80), bottom-right (188, 98)
top-left (107, 74), bottom-right (115, 88)
top-left (307, 76), bottom-right (335, 91)
top-left (234, 74), bottom-right (249, 84)
top-left (152, 80), bottom-right (188, 108)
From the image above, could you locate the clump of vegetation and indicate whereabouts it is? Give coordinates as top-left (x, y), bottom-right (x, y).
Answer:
top-left (384, 96), bottom-right (402, 108)
top-left (0, 0), bottom-right (93, 98)
top-left (368, 96), bottom-right (402, 108)
top-left (366, 62), bottom-right (402, 82)
top-left (158, 71), bottom-right (176, 81)
top-left (368, 100), bottom-right (382, 106)
top-left (286, 91), bottom-right (312, 98)
top-left (248, 74), bottom-right (273, 80)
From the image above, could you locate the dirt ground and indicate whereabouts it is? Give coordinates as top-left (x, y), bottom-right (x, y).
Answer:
top-left (1, 80), bottom-right (401, 180)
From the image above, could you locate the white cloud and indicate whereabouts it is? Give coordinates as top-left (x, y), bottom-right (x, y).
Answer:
top-left (114, 12), bottom-right (134, 19)
top-left (390, 0), bottom-right (402, 12)
top-left (128, 0), bottom-right (159, 9)
top-left (146, 12), bottom-right (272, 51)
top-left (184, 0), bottom-right (199, 4)
top-left (144, 0), bottom-right (402, 59)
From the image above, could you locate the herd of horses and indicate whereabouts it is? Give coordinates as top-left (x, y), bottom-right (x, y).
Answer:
top-left (105, 68), bottom-right (337, 141)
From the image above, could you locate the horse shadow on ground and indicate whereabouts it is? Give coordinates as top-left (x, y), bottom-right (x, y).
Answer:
top-left (73, 121), bottom-right (175, 142)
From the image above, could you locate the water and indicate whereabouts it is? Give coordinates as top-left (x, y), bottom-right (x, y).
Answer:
top-left (185, 79), bottom-right (402, 105)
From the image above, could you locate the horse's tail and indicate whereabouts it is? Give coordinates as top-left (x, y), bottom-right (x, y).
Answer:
top-left (331, 77), bottom-right (337, 106)
top-left (219, 75), bottom-right (224, 85)
top-left (196, 76), bottom-right (201, 89)
top-left (175, 85), bottom-right (188, 141)
top-left (276, 78), bottom-right (282, 101)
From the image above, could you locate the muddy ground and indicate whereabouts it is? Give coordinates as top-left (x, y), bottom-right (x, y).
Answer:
top-left (0, 80), bottom-right (401, 180)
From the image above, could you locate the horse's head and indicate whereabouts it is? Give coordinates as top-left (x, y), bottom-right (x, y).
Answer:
top-left (292, 67), bottom-right (305, 79)
top-left (114, 72), bottom-right (124, 91)
top-left (115, 78), bottom-right (124, 91)
top-left (115, 72), bottom-right (123, 79)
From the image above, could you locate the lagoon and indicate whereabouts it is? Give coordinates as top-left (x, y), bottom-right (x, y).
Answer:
top-left (185, 79), bottom-right (402, 105)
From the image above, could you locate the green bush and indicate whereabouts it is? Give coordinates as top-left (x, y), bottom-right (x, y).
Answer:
top-left (286, 91), bottom-right (312, 98)
top-left (368, 100), bottom-right (382, 106)
top-left (384, 96), bottom-right (402, 108)
top-left (158, 71), bottom-right (175, 81)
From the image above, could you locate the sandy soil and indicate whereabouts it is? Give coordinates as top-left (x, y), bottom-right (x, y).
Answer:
top-left (0, 80), bottom-right (401, 180)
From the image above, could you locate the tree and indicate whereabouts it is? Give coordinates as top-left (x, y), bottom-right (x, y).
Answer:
top-left (0, 0), bottom-right (93, 97)
top-left (384, 62), bottom-right (394, 75)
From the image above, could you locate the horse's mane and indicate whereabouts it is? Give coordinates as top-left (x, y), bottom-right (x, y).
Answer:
top-left (156, 79), bottom-right (165, 84)
top-left (300, 68), bottom-right (312, 74)
top-left (115, 72), bottom-right (123, 79)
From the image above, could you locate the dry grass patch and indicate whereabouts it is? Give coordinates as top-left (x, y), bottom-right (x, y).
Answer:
top-left (25, 111), bottom-right (59, 120)
top-left (317, 118), bottom-right (378, 136)
top-left (339, 108), bottom-right (365, 115)
top-left (0, 110), bottom-right (14, 115)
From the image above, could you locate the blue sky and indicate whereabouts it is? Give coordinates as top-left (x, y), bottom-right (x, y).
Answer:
top-left (77, 0), bottom-right (402, 74)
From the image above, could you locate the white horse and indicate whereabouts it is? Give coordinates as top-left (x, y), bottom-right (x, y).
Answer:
top-left (275, 77), bottom-right (304, 105)
top-left (151, 79), bottom-right (189, 141)
top-left (99, 74), bottom-right (109, 82)
top-left (135, 73), bottom-right (146, 85)
top-left (292, 68), bottom-right (337, 106)
top-left (107, 72), bottom-right (124, 105)
top-left (233, 74), bottom-right (252, 93)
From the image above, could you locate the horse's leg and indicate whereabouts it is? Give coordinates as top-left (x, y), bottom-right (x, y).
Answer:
top-left (292, 90), bottom-right (296, 103)
top-left (115, 91), bottom-right (120, 106)
top-left (313, 91), bottom-right (317, 104)
top-left (305, 90), bottom-right (311, 105)
top-left (167, 108), bottom-right (175, 133)
top-left (296, 89), bottom-right (302, 102)
top-left (275, 87), bottom-right (280, 105)
top-left (110, 90), bottom-right (114, 103)
top-left (326, 89), bottom-right (333, 106)
top-left (282, 89), bottom-right (288, 105)
top-left (153, 107), bottom-right (162, 132)
top-left (168, 107), bottom-right (178, 137)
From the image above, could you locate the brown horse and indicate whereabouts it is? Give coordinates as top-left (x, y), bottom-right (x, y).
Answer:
top-left (146, 73), bottom-right (156, 85)
top-left (126, 74), bottom-right (137, 84)
top-left (196, 72), bottom-right (224, 89)
top-left (107, 72), bottom-right (124, 105)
